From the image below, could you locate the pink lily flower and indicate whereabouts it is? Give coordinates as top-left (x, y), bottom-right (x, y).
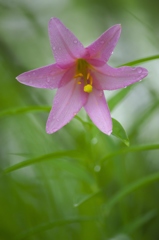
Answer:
top-left (16, 18), bottom-right (148, 135)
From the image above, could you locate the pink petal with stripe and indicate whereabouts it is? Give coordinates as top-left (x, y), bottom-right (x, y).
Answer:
top-left (84, 88), bottom-right (112, 135)
top-left (48, 18), bottom-right (88, 67)
top-left (92, 64), bottom-right (148, 90)
top-left (46, 79), bottom-right (88, 133)
top-left (16, 63), bottom-right (66, 89)
top-left (86, 24), bottom-right (121, 62)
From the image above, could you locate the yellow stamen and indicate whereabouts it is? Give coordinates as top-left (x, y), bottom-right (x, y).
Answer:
top-left (74, 59), bottom-right (93, 93)
top-left (84, 84), bottom-right (93, 93)
top-left (87, 72), bottom-right (90, 80)
top-left (74, 73), bottom-right (83, 78)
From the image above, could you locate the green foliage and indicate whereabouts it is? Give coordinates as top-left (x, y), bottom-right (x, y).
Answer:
top-left (0, 1), bottom-right (159, 240)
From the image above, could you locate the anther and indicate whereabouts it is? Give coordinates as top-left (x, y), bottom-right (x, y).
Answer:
top-left (74, 73), bottom-right (83, 78)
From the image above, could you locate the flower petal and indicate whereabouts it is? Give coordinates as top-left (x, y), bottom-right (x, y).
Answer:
top-left (86, 24), bottom-right (121, 62)
top-left (46, 79), bottom-right (88, 134)
top-left (48, 18), bottom-right (88, 67)
top-left (92, 64), bottom-right (148, 90)
top-left (16, 63), bottom-right (66, 89)
top-left (58, 64), bottom-right (76, 87)
top-left (84, 89), bottom-right (112, 135)
top-left (86, 58), bottom-right (105, 67)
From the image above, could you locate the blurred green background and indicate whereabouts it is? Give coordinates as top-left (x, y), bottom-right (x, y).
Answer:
top-left (0, 0), bottom-right (159, 239)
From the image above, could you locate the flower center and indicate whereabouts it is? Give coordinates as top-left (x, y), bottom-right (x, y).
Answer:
top-left (74, 59), bottom-right (93, 93)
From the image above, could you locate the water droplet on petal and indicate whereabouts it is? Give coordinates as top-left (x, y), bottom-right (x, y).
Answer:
top-left (73, 40), bottom-right (78, 44)
top-left (138, 68), bottom-right (142, 74)
top-left (53, 128), bottom-right (57, 132)
top-left (53, 46), bottom-right (56, 50)
top-left (74, 112), bottom-right (77, 116)
top-left (111, 51), bottom-right (114, 55)
top-left (100, 40), bottom-right (104, 44)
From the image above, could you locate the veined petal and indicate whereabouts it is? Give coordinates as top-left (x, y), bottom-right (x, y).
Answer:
top-left (86, 24), bottom-right (121, 62)
top-left (59, 64), bottom-right (76, 87)
top-left (92, 64), bottom-right (148, 90)
top-left (16, 63), bottom-right (66, 89)
top-left (46, 79), bottom-right (88, 134)
top-left (84, 89), bottom-right (112, 135)
top-left (49, 18), bottom-right (88, 67)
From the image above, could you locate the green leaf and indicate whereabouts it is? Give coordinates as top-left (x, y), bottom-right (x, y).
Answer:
top-left (111, 118), bottom-right (129, 146)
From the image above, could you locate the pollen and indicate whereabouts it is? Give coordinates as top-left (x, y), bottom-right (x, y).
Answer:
top-left (84, 84), bottom-right (93, 93)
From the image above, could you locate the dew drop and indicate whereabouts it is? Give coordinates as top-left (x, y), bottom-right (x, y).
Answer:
top-left (73, 40), bottom-right (78, 44)
top-left (100, 40), bottom-right (104, 44)
top-left (111, 51), bottom-right (114, 55)
top-left (91, 137), bottom-right (98, 145)
top-left (138, 68), bottom-right (142, 74)
top-left (53, 46), bottom-right (56, 50)
top-left (94, 165), bottom-right (101, 172)
top-left (74, 203), bottom-right (78, 207)
top-left (52, 128), bottom-right (57, 132)
top-left (74, 112), bottom-right (77, 116)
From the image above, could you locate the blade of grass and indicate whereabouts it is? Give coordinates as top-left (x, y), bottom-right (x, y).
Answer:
top-left (14, 216), bottom-right (96, 240)
top-left (74, 171), bottom-right (159, 208)
top-left (123, 210), bottom-right (157, 234)
top-left (0, 106), bottom-right (51, 118)
top-left (101, 143), bottom-right (159, 163)
top-left (102, 171), bottom-right (159, 214)
top-left (119, 54), bottom-right (159, 67)
top-left (4, 150), bottom-right (83, 173)
top-left (74, 190), bottom-right (101, 207)
top-left (108, 87), bottom-right (132, 111)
